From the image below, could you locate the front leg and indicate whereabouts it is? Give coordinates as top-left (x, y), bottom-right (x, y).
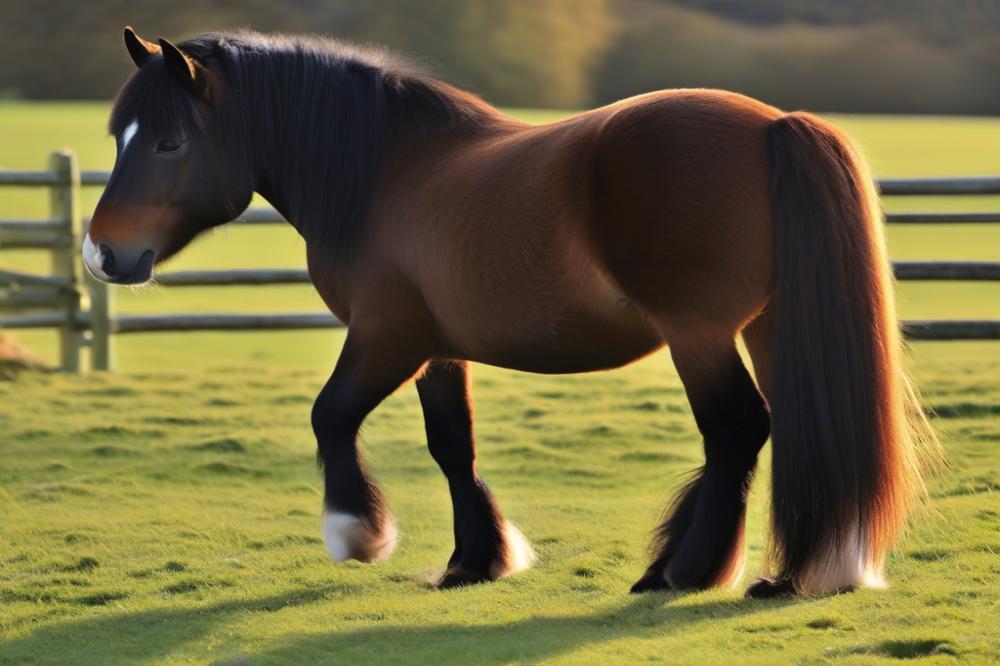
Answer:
top-left (417, 360), bottom-right (535, 587)
top-left (313, 326), bottom-right (427, 563)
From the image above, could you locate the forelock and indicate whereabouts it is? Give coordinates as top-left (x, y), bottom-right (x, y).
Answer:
top-left (109, 59), bottom-right (203, 137)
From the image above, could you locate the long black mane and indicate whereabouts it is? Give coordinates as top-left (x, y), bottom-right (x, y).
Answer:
top-left (110, 31), bottom-right (501, 262)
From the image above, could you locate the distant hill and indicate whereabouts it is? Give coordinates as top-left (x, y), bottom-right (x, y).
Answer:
top-left (2, 0), bottom-right (998, 114)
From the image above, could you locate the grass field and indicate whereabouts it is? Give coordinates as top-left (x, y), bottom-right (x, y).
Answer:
top-left (1, 103), bottom-right (999, 664)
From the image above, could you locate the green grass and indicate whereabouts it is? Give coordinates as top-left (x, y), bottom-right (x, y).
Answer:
top-left (1, 343), bottom-right (998, 663)
top-left (1, 103), bottom-right (999, 663)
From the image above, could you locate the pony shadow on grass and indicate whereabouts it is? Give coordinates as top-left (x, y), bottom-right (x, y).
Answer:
top-left (0, 585), bottom-right (797, 664)
top-left (0, 586), bottom-right (350, 664)
top-left (235, 592), bottom-right (802, 664)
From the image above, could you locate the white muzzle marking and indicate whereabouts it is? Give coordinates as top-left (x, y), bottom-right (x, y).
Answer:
top-left (82, 234), bottom-right (110, 281)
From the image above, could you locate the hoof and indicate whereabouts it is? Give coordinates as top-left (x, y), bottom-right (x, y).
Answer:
top-left (435, 568), bottom-right (495, 589)
top-left (745, 577), bottom-right (798, 598)
top-left (322, 511), bottom-right (397, 563)
top-left (630, 567), bottom-right (675, 594)
top-left (629, 572), bottom-right (674, 594)
top-left (435, 521), bottom-right (536, 588)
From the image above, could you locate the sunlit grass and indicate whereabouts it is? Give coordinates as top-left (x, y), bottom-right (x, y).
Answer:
top-left (1, 342), bottom-right (998, 663)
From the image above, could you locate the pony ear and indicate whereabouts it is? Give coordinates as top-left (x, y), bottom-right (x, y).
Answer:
top-left (158, 38), bottom-right (210, 101)
top-left (124, 26), bottom-right (160, 68)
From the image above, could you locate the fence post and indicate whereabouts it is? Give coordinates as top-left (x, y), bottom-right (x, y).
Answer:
top-left (88, 275), bottom-right (114, 371)
top-left (49, 150), bottom-right (82, 372)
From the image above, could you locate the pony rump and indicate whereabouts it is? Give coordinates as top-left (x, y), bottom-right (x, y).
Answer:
top-left (765, 112), bottom-right (934, 593)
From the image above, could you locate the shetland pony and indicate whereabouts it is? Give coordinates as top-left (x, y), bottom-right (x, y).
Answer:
top-left (85, 28), bottom-right (929, 596)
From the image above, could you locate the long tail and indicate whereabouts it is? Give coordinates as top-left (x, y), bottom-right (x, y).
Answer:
top-left (766, 112), bottom-right (933, 593)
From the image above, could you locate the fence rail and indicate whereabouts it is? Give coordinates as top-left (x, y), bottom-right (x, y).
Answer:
top-left (0, 172), bottom-right (972, 195)
top-left (114, 312), bottom-right (341, 334)
top-left (878, 177), bottom-right (1000, 195)
top-left (885, 212), bottom-right (1000, 224)
top-left (892, 261), bottom-right (1000, 281)
top-left (2, 151), bottom-right (999, 372)
top-left (155, 268), bottom-right (312, 287)
top-left (903, 320), bottom-right (1000, 340)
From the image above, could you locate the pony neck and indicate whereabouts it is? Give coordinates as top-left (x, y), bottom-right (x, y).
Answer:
top-left (236, 50), bottom-right (513, 259)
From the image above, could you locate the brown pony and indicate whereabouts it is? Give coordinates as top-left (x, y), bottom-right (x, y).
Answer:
top-left (86, 28), bottom-right (928, 596)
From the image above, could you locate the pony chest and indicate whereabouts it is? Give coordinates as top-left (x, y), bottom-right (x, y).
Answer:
top-left (306, 254), bottom-right (352, 324)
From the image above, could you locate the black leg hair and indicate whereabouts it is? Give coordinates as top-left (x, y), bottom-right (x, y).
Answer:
top-left (313, 329), bottom-right (426, 563)
top-left (632, 342), bottom-right (769, 592)
top-left (417, 360), bottom-right (529, 587)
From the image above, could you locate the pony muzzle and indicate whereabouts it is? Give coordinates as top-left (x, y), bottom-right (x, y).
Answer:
top-left (83, 234), bottom-right (155, 285)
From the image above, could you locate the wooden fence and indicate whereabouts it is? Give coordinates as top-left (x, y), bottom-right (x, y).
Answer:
top-left (1, 150), bottom-right (999, 372)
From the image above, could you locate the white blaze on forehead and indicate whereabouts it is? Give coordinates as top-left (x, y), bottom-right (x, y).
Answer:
top-left (120, 119), bottom-right (139, 153)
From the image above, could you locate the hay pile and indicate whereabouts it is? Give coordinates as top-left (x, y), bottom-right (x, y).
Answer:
top-left (0, 331), bottom-right (44, 378)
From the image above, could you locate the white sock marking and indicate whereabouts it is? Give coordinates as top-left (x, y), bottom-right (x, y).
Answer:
top-left (322, 511), bottom-right (398, 563)
top-left (800, 521), bottom-right (886, 593)
top-left (497, 521), bottom-right (536, 577)
top-left (323, 512), bottom-right (361, 562)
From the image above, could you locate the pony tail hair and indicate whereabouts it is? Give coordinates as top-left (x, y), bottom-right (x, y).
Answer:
top-left (765, 112), bottom-right (937, 593)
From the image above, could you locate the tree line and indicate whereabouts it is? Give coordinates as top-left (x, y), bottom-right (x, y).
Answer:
top-left (2, 0), bottom-right (999, 114)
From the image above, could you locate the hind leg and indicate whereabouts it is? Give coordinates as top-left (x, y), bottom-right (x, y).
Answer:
top-left (417, 360), bottom-right (534, 588)
top-left (632, 333), bottom-right (770, 592)
top-left (740, 312), bottom-right (797, 597)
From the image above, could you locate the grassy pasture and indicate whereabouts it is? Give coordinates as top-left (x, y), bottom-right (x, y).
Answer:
top-left (1, 103), bottom-right (999, 663)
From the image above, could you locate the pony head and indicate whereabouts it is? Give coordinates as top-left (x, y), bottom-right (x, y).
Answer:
top-left (84, 28), bottom-right (253, 285)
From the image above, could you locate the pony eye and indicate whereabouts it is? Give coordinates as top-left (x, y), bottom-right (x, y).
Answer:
top-left (155, 139), bottom-right (183, 153)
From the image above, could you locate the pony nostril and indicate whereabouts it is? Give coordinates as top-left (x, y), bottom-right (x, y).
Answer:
top-left (135, 249), bottom-right (155, 281)
top-left (99, 244), bottom-right (117, 277)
